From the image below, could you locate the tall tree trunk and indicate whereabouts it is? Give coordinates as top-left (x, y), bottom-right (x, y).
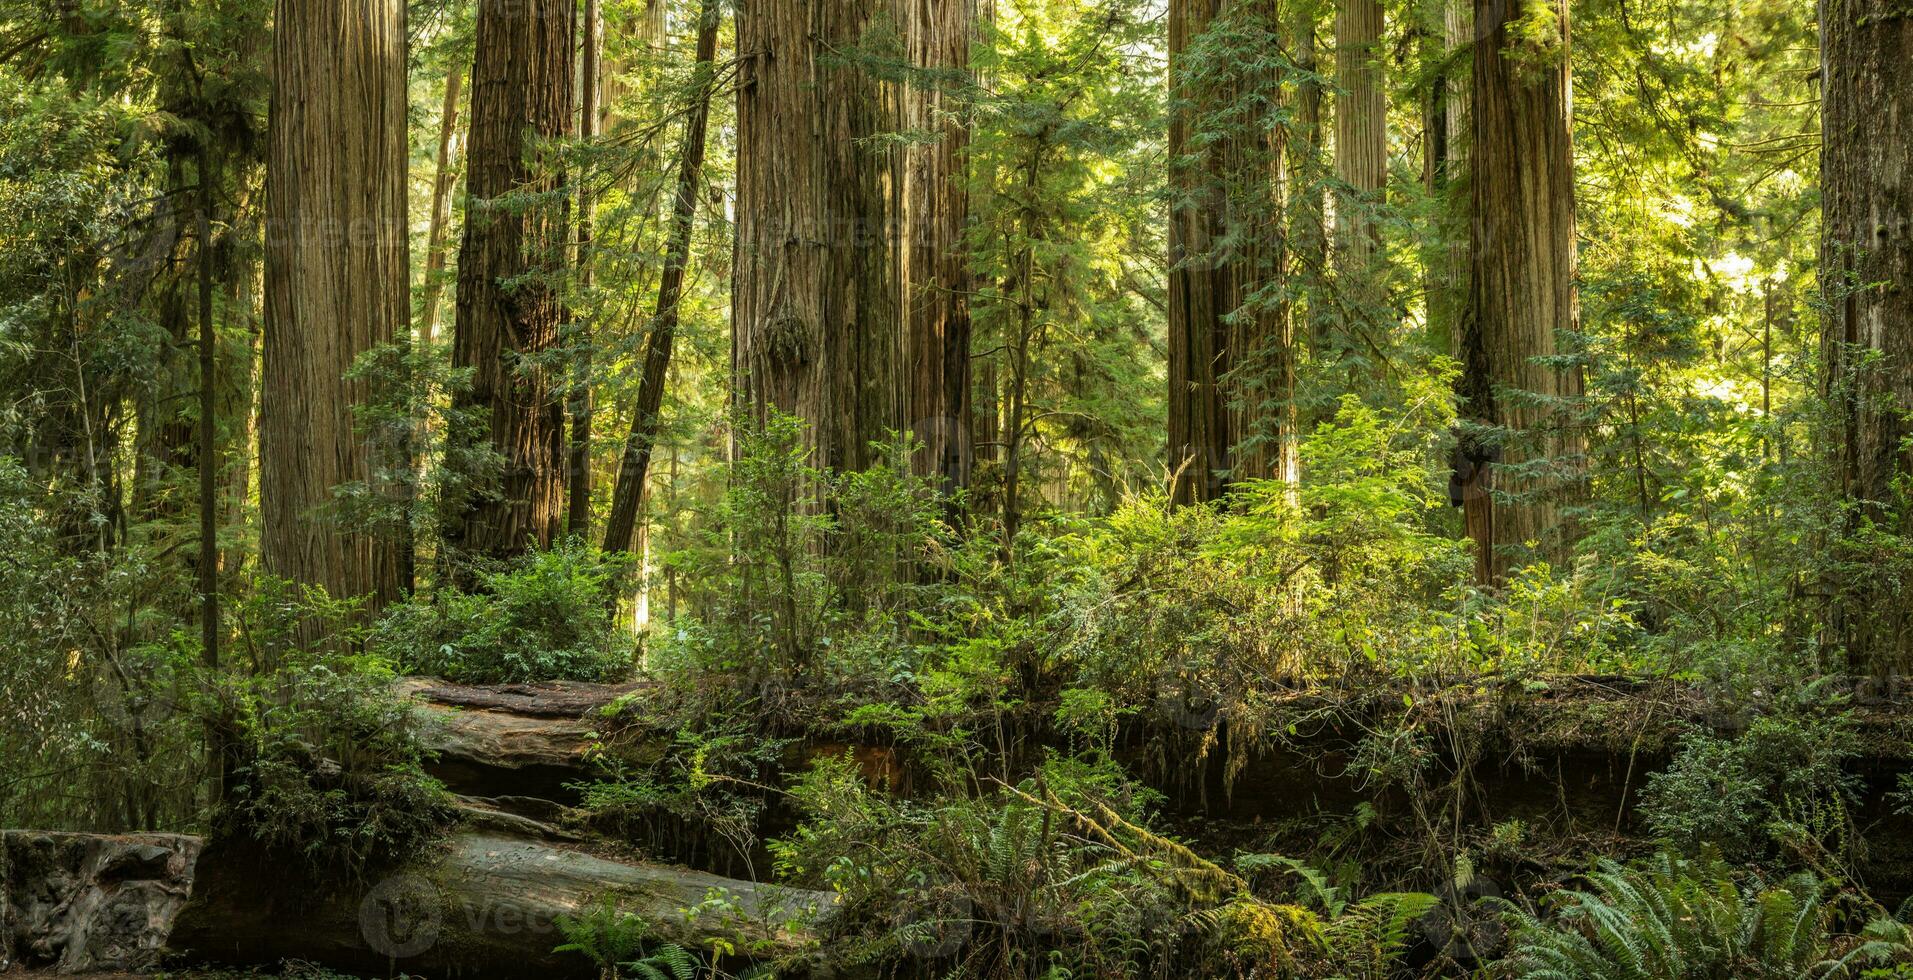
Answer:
top-left (1820, 0), bottom-right (1913, 675)
top-left (1333, 0), bottom-right (1385, 251)
top-left (568, 0), bottom-right (603, 538)
top-left (420, 64), bottom-right (464, 345)
top-left (443, 0), bottom-right (576, 570)
top-left (1227, 2), bottom-right (1297, 489)
top-left (260, 0), bottom-right (410, 610)
top-left (1456, 0), bottom-right (1584, 584)
top-left (196, 145), bottom-right (223, 797)
top-left (1167, 0), bottom-right (1234, 505)
top-left (733, 0), bottom-right (900, 475)
top-left (899, 0), bottom-right (975, 502)
top-left (1289, 2), bottom-right (1332, 369)
top-left (1168, 0), bottom-right (1296, 503)
top-left (1421, 0), bottom-right (1469, 353)
top-left (218, 227), bottom-right (261, 584)
top-left (602, 0), bottom-right (721, 557)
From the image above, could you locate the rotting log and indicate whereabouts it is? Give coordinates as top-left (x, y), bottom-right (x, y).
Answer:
top-left (1, 831), bottom-right (202, 973)
top-left (168, 830), bottom-right (835, 979)
top-left (400, 677), bottom-right (628, 804)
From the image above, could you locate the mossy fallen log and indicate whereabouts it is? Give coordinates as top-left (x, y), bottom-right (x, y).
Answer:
top-left (169, 830), bottom-right (835, 978)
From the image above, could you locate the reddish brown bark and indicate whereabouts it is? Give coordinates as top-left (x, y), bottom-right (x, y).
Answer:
top-left (443, 0), bottom-right (576, 569)
top-left (1820, 0), bottom-right (1913, 673)
top-left (260, 0), bottom-right (410, 608)
top-left (732, 0), bottom-right (900, 475)
top-left (1456, 0), bottom-right (1585, 583)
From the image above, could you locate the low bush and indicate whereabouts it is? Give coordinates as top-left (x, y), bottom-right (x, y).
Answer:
top-left (771, 752), bottom-right (1434, 979)
top-left (1639, 713), bottom-right (1859, 862)
top-left (372, 539), bottom-right (635, 683)
top-left (221, 590), bottom-right (455, 880)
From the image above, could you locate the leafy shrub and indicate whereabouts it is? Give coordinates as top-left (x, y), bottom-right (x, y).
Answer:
top-left (373, 538), bottom-right (634, 683)
top-left (571, 716), bottom-right (790, 875)
top-left (1504, 852), bottom-right (1909, 979)
top-left (652, 412), bottom-right (947, 683)
top-left (772, 753), bottom-right (1432, 979)
top-left (1047, 398), bottom-right (1471, 741)
top-left (1640, 713), bottom-right (1859, 861)
top-left (223, 584), bottom-right (456, 880)
top-left (554, 898), bottom-right (699, 980)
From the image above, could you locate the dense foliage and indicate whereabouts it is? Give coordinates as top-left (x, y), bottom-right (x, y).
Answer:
top-left (3, 0), bottom-right (1910, 977)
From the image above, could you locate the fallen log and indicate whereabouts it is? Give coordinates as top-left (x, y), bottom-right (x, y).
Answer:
top-left (169, 830), bottom-right (836, 979)
top-left (400, 678), bottom-right (612, 804)
top-left (397, 677), bottom-right (649, 719)
top-left (400, 678), bottom-right (909, 810)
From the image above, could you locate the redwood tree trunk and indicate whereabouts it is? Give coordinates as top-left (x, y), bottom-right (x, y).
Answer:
top-left (1168, 0), bottom-right (1235, 505)
top-left (444, 0), bottom-right (575, 569)
top-left (1421, 0), bottom-right (1469, 351)
top-left (568, 0), bottom-right (602, 538)
top-left (260, 0), bottom-right (410, 609)
top-left (1333, 0), bottom-right (1385, 268)
top-left (1289, 3), bottom-right (1332, 381)
top-left (1168, 0), bottom-right (1296, 503)
top-left (1820, 0), bottom-right (1913, 674)
top-left (899, 0), bottom-right (976, 501)
top-left (733, 0), bottom-right (900, 475)
top-left (1456, 0), bottom-right (1584, 583)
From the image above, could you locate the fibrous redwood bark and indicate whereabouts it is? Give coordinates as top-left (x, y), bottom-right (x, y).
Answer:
top-left (1820, 0), bottom-right (1913, 674)
top-left (567, 0), bottom-right (603, 538)
top-left (443, 0), bottom-right (575, 569)
top-left (1455, 0), bottom-right (1585, 583)
top-left (1168, 0), bottom-right (1296, 503)
top-left (1333, 0), bottom-right (1385, 268)
top-left (260, 0), bottom-right (410, 609)
top-left (900, 0), bottom-right (976, 500)
top-left (733, 0), bottom-right (900, 475)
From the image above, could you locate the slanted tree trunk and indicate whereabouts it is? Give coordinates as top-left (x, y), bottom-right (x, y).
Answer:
top-left (602, 0), bottom-right (721, 557)
top-left (1168, 0), bottom-right (1296, 503)
top-left (443, 0), bottom-right (575, 570)
top-left (900, 0), bottom-right (976, 502)
top-left (1820, 0), bottom-right (1913, 675)
top-left (1456, 0), bottom-right (1584, 584)
top-left (733, 0), bottom-right (900, 476)
top-left (260, 0), bottom-right (410, 610)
